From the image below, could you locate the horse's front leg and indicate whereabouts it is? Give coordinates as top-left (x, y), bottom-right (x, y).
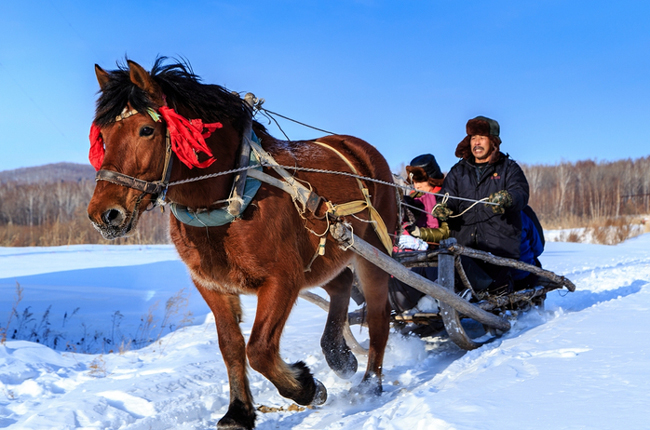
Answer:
top-left (320, 267), bottom-right (358, 379)
top-left (194, 282), bottom-right (256, 430)
top-left (246, 278), bottom-right (327, 406)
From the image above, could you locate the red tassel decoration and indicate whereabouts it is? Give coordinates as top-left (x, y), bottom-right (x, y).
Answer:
top-left (88, 107), bottom-right (222, 172)
top-left (158, 106), bottom-right (222, 169)
top-left (89, 123), bottom-right (105, 171)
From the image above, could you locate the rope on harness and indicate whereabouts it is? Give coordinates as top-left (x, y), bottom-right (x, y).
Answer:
top-left (244, 140), bottom-right (335, 272)
top-left (259, 107), bottom-right (337, 137)
top-left (247, 139), bottom-right (322, 214)
top-left (168, 164), bottom-right (498, 207)
top-left (432, 194), bottom-right (491, 219)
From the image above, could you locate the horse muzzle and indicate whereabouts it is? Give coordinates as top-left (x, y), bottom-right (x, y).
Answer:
top-left (88, 205), bottom-right (137, 240)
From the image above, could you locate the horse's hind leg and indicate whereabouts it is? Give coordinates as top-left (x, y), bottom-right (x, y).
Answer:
top-left (194, 283), bottom-right (256, 430)
top-left (353, 257), bottom-right (391, 395)
top-left (319, 267), bottom-right (358, 379)
top-left (247, 278), bottom-right (327, 407)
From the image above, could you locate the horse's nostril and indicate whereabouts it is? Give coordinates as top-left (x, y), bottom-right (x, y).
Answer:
top-left (102, 208), bottom-right (124, 226)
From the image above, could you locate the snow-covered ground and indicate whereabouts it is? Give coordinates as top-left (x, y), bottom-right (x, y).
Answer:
top-left (1, 234), bottom-right (650, 429)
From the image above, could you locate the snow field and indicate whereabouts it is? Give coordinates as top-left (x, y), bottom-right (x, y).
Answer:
top-left (1, 235), bottom-right (650, 429)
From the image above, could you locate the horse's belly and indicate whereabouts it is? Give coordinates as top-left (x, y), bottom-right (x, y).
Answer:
top-left (188, 267), bottom-right (244, 294)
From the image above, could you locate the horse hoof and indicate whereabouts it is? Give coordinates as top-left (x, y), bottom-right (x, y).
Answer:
top-left (311, 379), bottom-right (328, 406)
top-left (349, 376), bottom-right (382, 400)
top-left (217, 399), bottom-right (255, 430)
top-left (333, 357), bottom-right (358, 380)
top-left (324, 349), bottom-right (358, 380)
top-left (217, 417), bottom-right (252, 430)
top-left (323, 346), bottom-right (359, 379)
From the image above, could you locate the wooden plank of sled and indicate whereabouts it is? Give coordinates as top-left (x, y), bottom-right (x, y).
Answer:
top-left (448, 243), bottom-right (576, 292)
top-left (437, 238), bottom-right (484, 350)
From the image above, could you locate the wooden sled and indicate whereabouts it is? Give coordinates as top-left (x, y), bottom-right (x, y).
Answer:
top-left (300, 222), bottom-right (576, 352)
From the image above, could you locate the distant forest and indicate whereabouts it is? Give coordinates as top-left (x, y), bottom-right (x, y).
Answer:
top-left (521, 157), bottom-right (650, 227)
top-left (1, 157), bottom-right (649, 246)
top-left (0, 163), bottom-right (167, 246)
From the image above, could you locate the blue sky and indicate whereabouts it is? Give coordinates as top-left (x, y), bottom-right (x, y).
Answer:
top-left (1, 1), bottom-right (648, 174)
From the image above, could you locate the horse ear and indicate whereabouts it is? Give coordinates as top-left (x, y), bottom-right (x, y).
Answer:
top-left (127, 60), bottom-right (162, 102)
top-left (95, 64), bottom-right (110, 90)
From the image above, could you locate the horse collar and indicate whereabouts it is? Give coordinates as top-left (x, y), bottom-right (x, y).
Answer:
top-left (168, 132), bottom-right (263, 227)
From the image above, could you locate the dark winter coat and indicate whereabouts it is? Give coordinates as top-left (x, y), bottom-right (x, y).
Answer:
top-left (441, 153), bottom-right (529, 259)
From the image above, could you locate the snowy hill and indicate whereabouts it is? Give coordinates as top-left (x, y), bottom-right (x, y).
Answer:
top-left (1, 235), bottom-right (650, 429)
top-left (0, 162), bottom-right (95, 184)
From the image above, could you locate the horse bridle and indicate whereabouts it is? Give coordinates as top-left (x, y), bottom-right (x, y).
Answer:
top-left (95, 107), bottom-right (174, 207)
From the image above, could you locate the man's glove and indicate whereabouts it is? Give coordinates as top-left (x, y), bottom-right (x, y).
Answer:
top-left (488, 190), bottom-right (513, 214)
top-left (431, 203), bottom-right (453, 221)
top-left (404, 224), bottom-right (421, 237)
top-left (418, 222), bottom-right (450, 243)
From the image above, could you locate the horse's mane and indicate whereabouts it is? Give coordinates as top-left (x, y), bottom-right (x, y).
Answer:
top-left (94, 57), bottom-right (254, 134)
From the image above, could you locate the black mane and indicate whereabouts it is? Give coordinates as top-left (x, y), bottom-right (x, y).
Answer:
top-left (94, 57), bottom-right (251, 132)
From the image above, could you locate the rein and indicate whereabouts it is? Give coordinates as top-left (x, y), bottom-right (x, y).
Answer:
top-left (90, 100), bottom-right (497, 239)
top-left (166, 163), bottom-right (498, 207)
top-left (93, 108), bottom-right (174, 208)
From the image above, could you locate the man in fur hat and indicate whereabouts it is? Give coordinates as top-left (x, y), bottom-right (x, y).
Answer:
top-left (434, 116), bottom-right (530, 292)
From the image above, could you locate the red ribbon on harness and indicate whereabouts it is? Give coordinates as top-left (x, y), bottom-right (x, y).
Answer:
top-left (158, 106), bottom-right (222, 169)
top-left (88, 108), bottom-right (223, 171)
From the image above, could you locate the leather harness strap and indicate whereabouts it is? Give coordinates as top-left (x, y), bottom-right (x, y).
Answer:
top-left (312, 142), bottom-right (393, 255)
top-left (249, 138), bottom-right (393, 255)
top-left (95, 169), bottom-right (166, 195)
top-left (95, 108), bottom-right (174, 206)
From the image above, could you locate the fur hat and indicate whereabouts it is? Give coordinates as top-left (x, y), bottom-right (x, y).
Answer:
top-left (406, 153), bottom-right (444, 187)
top-left (455, 116), bottom-right (503, 164)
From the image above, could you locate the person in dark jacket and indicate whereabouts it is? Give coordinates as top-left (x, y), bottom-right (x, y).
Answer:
top-left (434, 115), bottom-right (530, 292)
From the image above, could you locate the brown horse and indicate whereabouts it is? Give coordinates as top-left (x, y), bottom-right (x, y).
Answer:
top-left (87, 58), bottom-right (398, 430)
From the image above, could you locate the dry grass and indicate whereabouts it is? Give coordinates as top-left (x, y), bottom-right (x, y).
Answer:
top-left (0, 283), bottom-right (23, 344)
top-left (0, 209), bottom-right (169, 247)
top-left (548, 215), bottom-right (646, 245)
top-left (3, 285), bottom-right (192, 354)
top-left (87, 355), bottom-right (108, 377)
top-left (589, 217), bottom-right (645, 245)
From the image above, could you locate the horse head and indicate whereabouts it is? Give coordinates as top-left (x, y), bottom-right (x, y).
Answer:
top-left (87, 59), bottom-right (230, 239)
top-left (87, 61), bottom-right (171, 239)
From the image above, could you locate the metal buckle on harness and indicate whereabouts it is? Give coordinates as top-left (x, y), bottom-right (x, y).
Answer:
top-left (306, 192), bottom-right (322, 214)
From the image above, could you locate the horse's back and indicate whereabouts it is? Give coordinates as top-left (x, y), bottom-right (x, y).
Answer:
top-left (266, 133), bottom-right (398, 231)
top-left (310, 134), bottom-right (399, 234)
top-left (310, 134), bottom-right (394, 184)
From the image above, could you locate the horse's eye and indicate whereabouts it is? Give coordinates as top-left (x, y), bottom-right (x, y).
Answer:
top-left (139, 126), bottom-right (154, 137)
